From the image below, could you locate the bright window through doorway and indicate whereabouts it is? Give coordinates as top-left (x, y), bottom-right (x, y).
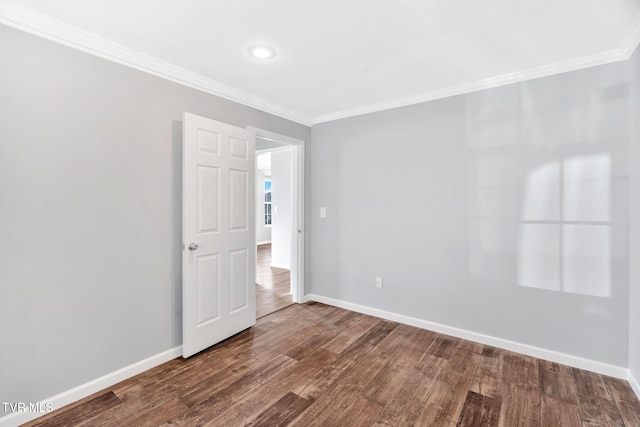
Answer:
top-left (264, 179), bottom-right (272, 225)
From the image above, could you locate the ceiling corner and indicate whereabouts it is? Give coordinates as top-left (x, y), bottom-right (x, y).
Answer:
top-left (622, 12), bottom-right (640, 58)
top-left (0, 1), bottom-right (314, 127)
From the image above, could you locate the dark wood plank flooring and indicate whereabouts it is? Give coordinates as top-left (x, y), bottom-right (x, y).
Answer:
top-left (255, 243), bottom-right (292, 319)
top-left (25, 302), bottom-right (640, 427)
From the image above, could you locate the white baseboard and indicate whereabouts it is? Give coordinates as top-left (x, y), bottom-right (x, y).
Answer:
top-left (270, 262), bottom-right (290, 270)
top-left (304, 294), bottom-right (628, 380)
top-left (2, 300), bottom-right (635, 427)
top-left (256, 241), bottom-right (271, 246)
top-left (628, 369), bottom-right (640, 401)
top-left (0, 346), bottom-right (182, 427)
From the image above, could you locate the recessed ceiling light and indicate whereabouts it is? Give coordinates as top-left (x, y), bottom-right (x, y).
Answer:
top-left (248, 45), bottom-right (276, 60)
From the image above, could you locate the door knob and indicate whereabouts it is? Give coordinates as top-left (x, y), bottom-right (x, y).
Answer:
top-left (188, 242), bottom-right (199, 251)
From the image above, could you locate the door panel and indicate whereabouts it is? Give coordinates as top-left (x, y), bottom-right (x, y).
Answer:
top-left (197, 129), bottom-right (220, 154)
top-left (197, 165), bottom-right (220, 234)
top-left (183, 112), bottom-right (256, 358)
top-left (229, 136), bottom-right (248, 159)
top-left (229, 169), bottom-right (248, 231)
top-left (197, 254), bottom-right (220, 325)
top-left (229, 249), bottom-right (249, 312)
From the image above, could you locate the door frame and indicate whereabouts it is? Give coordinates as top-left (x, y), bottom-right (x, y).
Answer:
top-left (248, 127), bottom-right (305, 304)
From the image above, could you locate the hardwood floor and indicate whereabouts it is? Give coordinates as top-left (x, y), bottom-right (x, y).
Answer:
top-left (25, 302), bottom-right (640, 427)
top-left (255, 243), bottom-right (292, 319)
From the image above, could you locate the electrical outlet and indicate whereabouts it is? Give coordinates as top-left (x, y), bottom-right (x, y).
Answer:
top-left (375, 277), bottom-right (383, 288)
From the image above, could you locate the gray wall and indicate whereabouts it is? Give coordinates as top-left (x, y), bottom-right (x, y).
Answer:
top-left (0, 24), bottom-right (310, 412)
top-left (308, 57), bottom-right (632, 366)
top-left (630, 47), bottom-right (640, 380)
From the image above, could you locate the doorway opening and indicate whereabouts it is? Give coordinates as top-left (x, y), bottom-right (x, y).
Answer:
top-left (256, 241), bottom-right (291, 318)
top-left (250, 128), bottom-right (305, 318)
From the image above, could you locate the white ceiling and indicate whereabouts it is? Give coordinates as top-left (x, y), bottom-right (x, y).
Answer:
top-left (2, 0), bottom-right (640, 125)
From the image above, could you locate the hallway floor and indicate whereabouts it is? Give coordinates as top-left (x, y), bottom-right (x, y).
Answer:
top-left (256, 243), bottom-right (292, 318)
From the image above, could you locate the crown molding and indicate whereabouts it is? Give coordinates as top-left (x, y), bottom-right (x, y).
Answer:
top-left (622, 13), bottom-right (640, 58)
top-left (2, 1), bottom-right (639, 127)
top-left (0, 1), bottom-right (313, 127)
top-left (313, 19), bottom-right (640, 125)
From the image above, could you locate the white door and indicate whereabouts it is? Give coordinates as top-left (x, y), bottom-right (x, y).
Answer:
top-left (182, 112), bottom-right (256, 358)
